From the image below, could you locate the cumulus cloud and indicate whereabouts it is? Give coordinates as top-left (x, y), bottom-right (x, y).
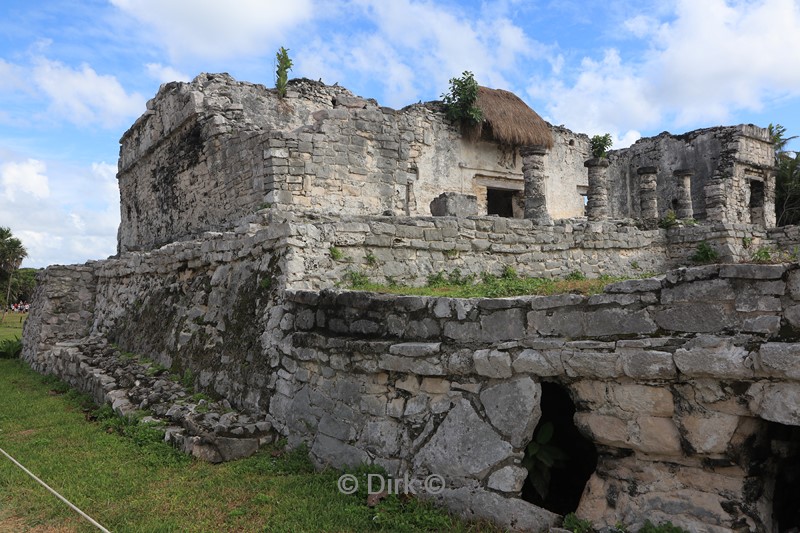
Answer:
top-left (145, 63), bottom-right (191, 84)
top-left (298, 0), bottom-right (558, 108)
top-left (1, 159), bottom-right (50, 201)
top-left (0, 157), bottom-right (119, 268)
top-left (31, 58), bottom-right (146, 128)
top-left (111, 0), bottom-right (315, 60)
top-left (536, 0), bottom-right (800, 145)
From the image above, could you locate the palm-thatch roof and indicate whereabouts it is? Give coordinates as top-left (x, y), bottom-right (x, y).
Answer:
top-left (471, 86), bottom-right (553, 149)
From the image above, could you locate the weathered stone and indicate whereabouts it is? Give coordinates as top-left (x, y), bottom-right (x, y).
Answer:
top-left (719, 263), bottom-right (788, 279)
top-left (679, 413), bottom-right (740, 454)
top-left (414, 399), bottom-right (512, 479)
top-left (748, 382), bottom-right (800, 426)
top-left (757, 343), bottom-right (800, 379)
top-left (604, 278), bottom-right (662, 293)
top-left (654, 304), bottom-right (734, 332)
top-left (619, 350), bottom-right (676, 379)
top-left (563, 351), bottom-right (621, 379)
top-left (389, 342), bottom-right (441, 357)
top-left (480, 376), bottom-right (541, 448)
top-left (674, 335), bottom-right (753, 378)
top-left (512, 348), bottom-right (564, 377)
top-left (634, 416), bottom-right (682, 455)
top-left (661, 279), bottom-right (734, 304)
top-left (611, 384), bottom-right (674, 417)
top-left (473, 349), bottom-right (513, 378)
top-left (486, 465), bottom-right (528, 493)
top-left (311, 433), bottom-right (370, 468)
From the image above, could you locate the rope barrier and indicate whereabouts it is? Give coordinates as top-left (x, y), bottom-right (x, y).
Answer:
top-left (0, 446), bottom-right (111, 532)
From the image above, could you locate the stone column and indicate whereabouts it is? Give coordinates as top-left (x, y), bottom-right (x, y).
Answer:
top-left (673, 169), bottom-right (694, 219)
top-left (637, 166), bottom-right (658, 226)
top-left (703, 172), bottom-right (726, 223)
top-left (521, 145), bottom-right (551, 224)
top-left (764, 171), bottom-right (777, 228)
top-left (584, 158), bottom-right (610, 221)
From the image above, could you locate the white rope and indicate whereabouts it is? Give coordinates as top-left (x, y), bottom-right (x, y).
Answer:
top-left (0, 446), bottom-right (111, 532)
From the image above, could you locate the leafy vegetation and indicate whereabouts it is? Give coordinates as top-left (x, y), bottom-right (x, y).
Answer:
top-left (0, 359), bottom-right (499, 532)
top-left (658, 210), bottom-right (679, 229)
top-left (275, 46), bottom-right (293, 98)
top-left (441, 71), bottom-right (482, 126)
top-left (639, 520), bottom-right (690, 533)
top-left (751, 246), bottom-right (773, 263)
top-left (522, 422), bottom-right (568, 500)
top-left (690, 241), bottom-right (720, 263)
top-left (329, 246), bottom-right (346, 261)
top-left (0, 336), bottom-right (22, 359)
top-left (563, 513), bottom-right (593, 533)
top-left (0, 226), bottom-right (28, 312)
top-left (771, 124), bottom-right (800, 226)
top-left (561, 514), bottom-right (688, 533)
top-left (590, 134), bottom-right (613, 159)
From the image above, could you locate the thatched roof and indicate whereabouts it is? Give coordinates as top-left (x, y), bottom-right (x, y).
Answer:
top-left (472, 86), bottom-right (553, 149)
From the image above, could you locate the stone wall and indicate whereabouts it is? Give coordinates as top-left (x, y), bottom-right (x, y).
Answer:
top-left (275, 263), bottom-right (800, 532)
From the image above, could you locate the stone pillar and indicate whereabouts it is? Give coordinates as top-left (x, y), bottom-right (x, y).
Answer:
top-left (703, 172), bottom-right (726, 223)
top-left (521, 146), bottom-right (551, 224)
top-left (764, 171), bottom-right (777, 228)
top-left (637, 166), bottom-right (658, 227)
top-left (584, 158), bottom-right (610, 221)
top-left (673, 169), bottom-right (694, 219)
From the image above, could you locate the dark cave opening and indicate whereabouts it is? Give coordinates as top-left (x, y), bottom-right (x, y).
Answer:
top-left (521, 382), bottom-right (598, 516)
top-left (769, 421), bottom-right (800, 531)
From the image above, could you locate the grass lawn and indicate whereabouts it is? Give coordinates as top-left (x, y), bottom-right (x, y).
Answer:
top-left (0, 359), bottom-right (498, 532)
top-left (0, 313), bottom-right (25, 342)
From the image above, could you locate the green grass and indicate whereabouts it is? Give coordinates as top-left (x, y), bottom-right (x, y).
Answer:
top-left (0, 359), bottom-right (499, 532)
top-left (346, 269), bottom-right (644, 299)
top-left (0, 313), bottom-right (25, 342)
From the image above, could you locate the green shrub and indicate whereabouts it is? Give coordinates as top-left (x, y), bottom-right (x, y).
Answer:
top-left (365, 251), bottom-right (377, 266)
top-left (658, 210), bottom-right (678, 229)
top-left (565, 270), bottom-right (587, 281)
top-left (441, 71), bottom-right (482, 125)
top-left (275, 47), bottom-right (293, 98)
top-left (344, 270), bottom-right (370, 288)
top-left (751, 246), bottom-right (773, 263)
top-left (329, 246), bottom-right (345, 261)
top-left (563, 513), bottom-right (593, 533)
top-left (690, 242), bottom-right (720, 263)
top-left (0, 336), bottom-right (22, 359)
top-left (522, 422), bottom-right (568, 500)
top-left (590, 133), bottom-right (613, 159)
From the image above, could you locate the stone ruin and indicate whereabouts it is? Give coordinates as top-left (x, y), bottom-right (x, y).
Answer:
top-left (22, 73), bottom-right (800, 532)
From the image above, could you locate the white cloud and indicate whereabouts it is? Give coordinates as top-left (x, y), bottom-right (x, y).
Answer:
top-left (111, 0), bottom-right (315, 60)
top-left (538, 0), bottom-right (800, 142)
top-left (145, 63), bottom-right (191, 83)
top-left (31, 58), bottom-right (146, 128)
top-left (1, 159), bottom-right (50, 201)
top-left (298, 0), bottom-right (557, 108)
top-left (0, 158), bottom-right (119, 268)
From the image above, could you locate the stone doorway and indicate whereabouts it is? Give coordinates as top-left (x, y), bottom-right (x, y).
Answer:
top-left (487, 188), bottom-right (516, 217)
top-left (767, 421), bottom-right (800, 530)
top-left (521, 382), bottom-right (598, 515)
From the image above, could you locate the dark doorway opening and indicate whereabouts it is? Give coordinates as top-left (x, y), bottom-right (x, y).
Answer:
top-left (768, 421), bottom-right (800, 531)
top-left (487, 188), bottom-right (515, 217)
top-left (521, 382), bottom-right (598, 515)
top-left (749, 179), bottom-right (765, 226)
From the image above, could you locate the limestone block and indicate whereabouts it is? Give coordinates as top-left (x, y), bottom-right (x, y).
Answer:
top-left (563, 351), bottom-right (621, 379)
top-left (603, 278), bottom-right (663, 293)
top-left (788, 269), bottom-right (800, 300)
top-left (420, 377), bottom-right (450, 394)
top-left (361, 418), bottom-right (402, 456)
top-left (673, 335), bottom-right (753, 378)
top-left (634, 416), bottom-right (682, 455)
top-left (389, 342), bottom-right (441, 357)
top-left (575, 413), bottom-right (628, 448)
top-left (480, 308), bottom-right (526, 341)
top-left (720, 263), bottom-right (788, 280)
top-left (480, 376), bottom-right (542, 448)
top-left (584, 308), bottom-right (657, 337)
top-left (486, 465), bottom-right (529, 493)
top-left (654, 304), bottom-right (734, 333)
top-left (311, 433), bottom-right (370, 469)
top-left (661, 279), bottom-right (734, 304)
top-left (379, 355), bottom-right (444, 376)
top-left (679, 413), bottom-right (740, 454)
top-left (414, 399), bottom-right (513, 479)
top-left (756, 342), bottom-right (800, 380)
top-left (473, 349), bottom-right (513, 378)
top-left (620, 350), bottom-right (676, 379)
top-left (611, 385), bottom-right (674, 417)
top-left (512, 348), bottom-right (565, 377)
top-left (749, 383), bottom-right (800, 426)
top-left (425, 480), bottom-right (560, 531)
top-left (741, 315), bottom-right (780, 335)
top-left (429, 192), bottom-right (478, 217)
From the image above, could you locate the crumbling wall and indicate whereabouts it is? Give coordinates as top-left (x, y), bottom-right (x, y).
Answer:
top-left (606, 125), bottom-right (774, 225)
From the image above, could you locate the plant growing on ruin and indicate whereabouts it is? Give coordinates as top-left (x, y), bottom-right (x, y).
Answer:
top-left (690, 241), bottom-right (720, 263)
top-left (563, 513), bottom-right (593, 533)
top-left (639, 520), bottom-right (689, 533)
top-left (658, 210), bottom-right (678, 229)
top-left (590, 134), bottom-right (613, 159)
top-left (329, 246), bottom-right (345, 261)
top-left (522, 421), bottom-right (568, 500)
top-left (275, 47), bottom-right (293, 98)
top-left (751, 246), bottom-right (773, 263)
top-left (441, 71), bottom-right (482, 126)
top-left (365, 251), bottom-right (377, 266)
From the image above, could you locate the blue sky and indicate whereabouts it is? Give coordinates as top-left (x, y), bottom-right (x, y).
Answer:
top-left (2, 0), bottom-right (800, 268)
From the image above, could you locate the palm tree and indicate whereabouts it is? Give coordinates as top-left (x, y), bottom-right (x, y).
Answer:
top-left (0, 227), bottom-right (28, 323)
